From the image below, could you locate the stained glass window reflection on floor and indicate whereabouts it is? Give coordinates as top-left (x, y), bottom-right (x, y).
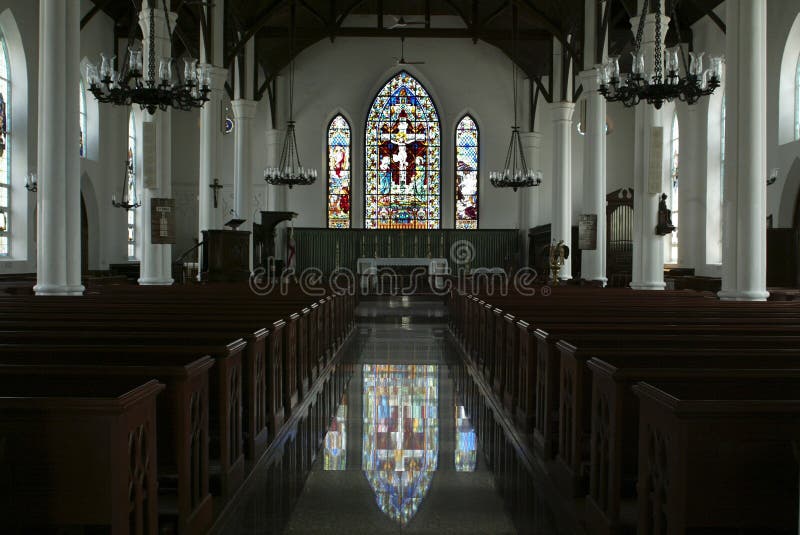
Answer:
top-left (362, 363), bottom-right (438, 526)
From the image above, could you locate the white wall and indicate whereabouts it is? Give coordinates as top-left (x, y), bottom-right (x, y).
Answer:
top-left (250, 36), bottom-right (524, 230)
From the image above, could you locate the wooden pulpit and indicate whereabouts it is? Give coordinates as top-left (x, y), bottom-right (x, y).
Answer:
top-left (201, 229), bottom-right (251, 282)
top-left (253, 211), bottom-right (297, 273)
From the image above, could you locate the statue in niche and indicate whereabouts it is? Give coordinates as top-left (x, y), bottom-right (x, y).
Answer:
top-left (656, 193), bottom-right (676, 236)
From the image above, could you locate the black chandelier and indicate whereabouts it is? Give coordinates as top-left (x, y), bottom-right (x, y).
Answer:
top-left (490, 13), bottom-right (542, 192)
top-left (86, 0), bottom-right (210, 115)
top-left (598, 0), bottom-right (722, 109)
top-left (112, 159), bottom-right (141, 211)
top-left (264, 3), bottom-right (317, 189)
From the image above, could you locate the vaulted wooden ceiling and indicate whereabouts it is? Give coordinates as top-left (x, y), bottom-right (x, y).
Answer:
top-left (85, 0), bottom-right (725, 101)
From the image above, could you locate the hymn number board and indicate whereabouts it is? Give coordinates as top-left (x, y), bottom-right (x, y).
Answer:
top-left (150, 198), bottom-right (176, 244)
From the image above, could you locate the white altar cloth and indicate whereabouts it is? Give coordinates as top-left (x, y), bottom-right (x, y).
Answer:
top-left (356, 257), bottom-right (449, 292)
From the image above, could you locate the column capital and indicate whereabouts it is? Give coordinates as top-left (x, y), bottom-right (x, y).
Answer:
top-left (200, 65), bottom-right (229, 92)
top-left (138, 9), bottom-right (179, 40)
top-left (579, 69), bottom-right (602, 93)
top-left (551, 101), bottom-right (575, 123)
top-left (231, 99), bottom-right (258, 120)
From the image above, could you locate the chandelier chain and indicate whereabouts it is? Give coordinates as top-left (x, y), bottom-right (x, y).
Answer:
top-left (148, 0), bottom-right (156, 84)
top-left (653, 0), bottom-right (663, 83)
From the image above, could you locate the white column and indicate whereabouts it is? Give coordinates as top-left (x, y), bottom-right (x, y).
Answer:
top-left (551, 102), bottom-right (575, 280)
top-left (680, 104), bottom-right (705, 271)
top-left (579, 70), bottom-right (608, 285)
top-left (197, 67), bottom-right (227, 253)
top-left (232, 99), bottom-right (257, 270)
top-left (232, 100), bottom-right (257, 225)
top-left (519, 131), bottom-right (543, 266)
top-left (35, 0), bottom-right (83, 296)
top-left (630, 12), bottom-right (670, 291)
top-left (719, 0), bottom-right (768, 301)
top-left (264, 128), bottom-right (285, 212)
top-left (137, 8), bottom-right (177, 286)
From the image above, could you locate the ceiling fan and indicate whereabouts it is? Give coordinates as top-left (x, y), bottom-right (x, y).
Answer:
top-left (387, 15), bottom-right (426, 30)
top-left (393, 37), bottom-right (426, 65)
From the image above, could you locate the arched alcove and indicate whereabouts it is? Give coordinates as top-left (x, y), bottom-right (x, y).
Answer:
top-left (0, 8), bottom-right (29, 261)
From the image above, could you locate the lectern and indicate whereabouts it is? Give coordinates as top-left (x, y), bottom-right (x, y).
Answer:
top-left (253, 211), bottom-right (297, 273)
top-left (201, 229), bottom-right (251, 282)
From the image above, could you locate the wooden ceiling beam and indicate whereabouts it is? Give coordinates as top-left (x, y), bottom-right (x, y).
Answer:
top-left (225, 0), bottom-right (290, 65)
top-left (255, 25), bottom-right (552, 41)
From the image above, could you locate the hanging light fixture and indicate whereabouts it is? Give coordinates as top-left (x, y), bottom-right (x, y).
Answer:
top-left (112, 159), bottom-right (140, 211)
top-left (490, 10), bottom-right (542, 192)
top-left (598, 0), bottom-right (722, 109)
top-left (264, 2), bottom-right (317, 189)
top-left (85, 0), bottom-right (210, 115)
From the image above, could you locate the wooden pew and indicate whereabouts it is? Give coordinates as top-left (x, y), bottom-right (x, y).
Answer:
top-left (0, 349), bottom-right (215, 535)
top-left (0, 376), bottom-right (164, 535)
top-left (633, 379), bottom-right (800, 535)
top-left (584, 351), bottom-right (800, 535)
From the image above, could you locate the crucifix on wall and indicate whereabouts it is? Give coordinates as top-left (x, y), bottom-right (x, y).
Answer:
top-left (210, 179), bottom-right (224, 208)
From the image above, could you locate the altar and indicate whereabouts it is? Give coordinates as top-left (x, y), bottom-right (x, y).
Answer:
top-left (357, 257), bottom-right (449, 292)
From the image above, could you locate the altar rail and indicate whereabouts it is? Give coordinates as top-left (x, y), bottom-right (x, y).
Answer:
top-left (291, 229), bottom-right (520, 275)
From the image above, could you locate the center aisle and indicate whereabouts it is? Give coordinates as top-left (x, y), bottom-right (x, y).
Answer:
top-left (283, 297), bottom-right (517, 534)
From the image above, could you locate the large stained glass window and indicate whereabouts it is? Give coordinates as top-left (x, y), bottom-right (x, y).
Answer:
top-left (455, 115), bottom-right (479, 229)
top-left (362, 363), bottom-right (438, 526)
top-left (0, 29), bottom-right (10, 256)
top-left (365, 72), bottom-right (440, 229)
top-left (327, 115), bottom-right (351, 228)
top-left (127, 111), bottom-right (137, 259)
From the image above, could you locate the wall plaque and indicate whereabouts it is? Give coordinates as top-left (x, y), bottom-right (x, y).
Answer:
top-left (142, 121), bottom-right (157, 189)
top-left (648, 126), bottom-right (664, 194)
top-left (579, 214), bottom-right (598, 250)
top-left (151, 198), bottom-right (176, 244)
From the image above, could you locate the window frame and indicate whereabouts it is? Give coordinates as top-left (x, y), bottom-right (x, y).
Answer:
top-left (364, 71), bottom-right (442, 230)
top-left (127, 110), bottom-right (137, 260)
top-left (668, 112), bottom-right (680, 265)
top-left (454, 114), bottom-right (479, 230)
top-left (79, 79), bottom-right (87, 158)
top-left (0, 29), bottom-right (11, 257)
top-left (326, 114), bottom-right (352, 229)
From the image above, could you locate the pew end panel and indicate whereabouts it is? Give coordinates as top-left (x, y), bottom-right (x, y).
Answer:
top-left (533, 329), bottom-right (560, 460)
top-left (0, 378), bottom-right (164, 535)
top-left (633, 381), bottom-right (800, 535)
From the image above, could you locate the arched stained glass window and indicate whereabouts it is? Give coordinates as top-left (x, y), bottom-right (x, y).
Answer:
top-left (668, 112), bottom-right (680, 264)
top-left (365, 72), bottom-right (440, 229)
top-left (455, 115), bottom-right (479, 229)
top-left (0, 29), bottom-right (10, 256)
top-left (79, 80), bottom-right (87, 158)
top-left (327, 115), bottom-right (351, 228)
top-left (127, 111), bottom-right (137, 259)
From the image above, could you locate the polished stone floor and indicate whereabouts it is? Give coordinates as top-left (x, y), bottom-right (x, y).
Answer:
top-left (214, 297), bottom-right (532, 534)
top-left (284, 308), bottom-right (517, 534)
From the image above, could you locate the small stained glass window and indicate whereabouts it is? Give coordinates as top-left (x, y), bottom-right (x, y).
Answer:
top-left (0, 29), bottom-right (10, 256)
top-left (79, 79), bottom-right (87, 157)
top-left (327, 115), bottom-right (351, 228)
top-left (127, 111), bottom-right (137, 259)
top-left (668, 113), bottom-right (680, 264)
top-left (455, 115), bottom-right (479, 229)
